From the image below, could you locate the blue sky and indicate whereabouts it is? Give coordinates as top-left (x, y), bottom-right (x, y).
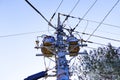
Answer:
top-left (0, 0), bottom-right (120, 80)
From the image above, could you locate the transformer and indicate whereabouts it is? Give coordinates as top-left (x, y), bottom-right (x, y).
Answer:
top-left (67, 36), bottom-right (80, 56)
top-left (41, 35), bottom-right (55, 57)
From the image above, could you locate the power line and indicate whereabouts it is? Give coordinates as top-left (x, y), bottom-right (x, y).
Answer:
top-left (81, 32), bottom-right (120, 43)
top-left (0, 30), bottom-right (53, 38)
top-left (1, 28), bottom-right (119, 43)
top-left (49, 0), bottom-right (64, 34)
top-left (60, 13), bottom-right (120, 29)
top-left (25, 0), bottom-right (56, 29)
top-left (54, 12), bottom-right (120, 42)
top-left (88, 27), bottom-right (120, 36)
top-left (81, 39), bottom-right (118, 49)
top-left (83, 26), bottom-right (120, 36)
top-left (86, 0), bottom-right (120, 41)
top-left (82, 19), bottom-right (120, 29)
top-left (86, 46), bottom-right (97, 50)
top-left (73, 0), bottom-right (98, 30)
top-left (49, 0), bottom-right (64, 22)
top-left (55, 0), bottom-right (64, 13)
top-left (81, 39), bottom-right (108, 46)
top-left (99, 30), bottom-right (120, 36)
top-left (82, 20), bottom-right (89, 37)
top-left (59, 12), bottom-right (120, 29)
top-left (69, 0), bottom-right (81, 15)
top-left (62, 0), bottom-right (81, 24)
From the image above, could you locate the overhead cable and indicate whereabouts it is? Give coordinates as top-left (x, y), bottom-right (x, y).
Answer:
top-left (69, 0), bottom-right (81, 15)
top-left (86, 46), bottom-right (97, 50)
top-left (0, 30), bottom-right (54, 38)
top-left (81, 39), bottom-right (108, 46)
top-left (86, 0), bottom-right (120, 41)
top-left (82, 32), bottom-right (120, 42)
top-left (82, 19), bottom-right (120, 29)
top-left (62, 0), bottom-right (81, 24)
top-left (25, 0), bottom-right (56, 29)
top-left (49, 0), bottom-right (64, 22)
top-left (82, 20), bottom-right (89, 37)
top-left (73, 0), bottom-right (98, 30)
top-left (55, 0), bottom-right (64, 13)
top-left (60, 13), bottom-right (120, 29)
top-left (81, 39), bottom-right (117, 48)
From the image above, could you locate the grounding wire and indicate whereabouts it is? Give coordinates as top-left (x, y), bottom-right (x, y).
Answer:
top-left (86, 0), bottom-right (120, 41)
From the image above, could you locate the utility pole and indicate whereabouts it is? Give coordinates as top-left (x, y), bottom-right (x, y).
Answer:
top-left (56, 13), bottom-right (69, 80)
top-left (25, 1), bottom-right (87, 80)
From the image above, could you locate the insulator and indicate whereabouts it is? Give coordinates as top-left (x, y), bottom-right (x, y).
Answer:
top-left (36, 40), bottom-right (39, 46)
top-left (35, 40), bottom-right (40, 49)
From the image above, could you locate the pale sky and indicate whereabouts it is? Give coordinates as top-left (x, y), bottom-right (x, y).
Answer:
top-left (0, 0), bottom-right (120, 80)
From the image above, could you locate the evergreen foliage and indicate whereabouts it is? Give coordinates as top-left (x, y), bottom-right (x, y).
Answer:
top-left (71, 44), bottom-right (120, 80)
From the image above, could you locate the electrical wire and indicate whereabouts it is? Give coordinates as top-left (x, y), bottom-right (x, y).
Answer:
top-left (81, 39), bottom-right (118, 49)
top-left (62, 0), bottom-right (81, 24)
top-left (74, 31), bottom-right (120, 47)
top-left (43, 57), bottom-right (55, 72)
top-left (86, 46), bottom-right (97, 50)
top-left (49, 0), bottom-right (64, 35)
top-left (69, 0), bottom-right (81, 15)
top-left (81, 39), bottom-right (108, 46)
top-left (82, 19), bottom-right (120, 29)
top-left (0, 24), bottom-right (119, 39)
top-left (82, 20), bottom-right (89, 37)
top-left (25, 0), bottom-right (56, 29)
top-left (86, 0), bottom-right (120, 41)
top-left (0, 30), bottom-right (54, 38)
top-left (100, 30), bottom-right (120, 36)
top-left (60, 13), bottom-right (120, 29)
top-left (82, 25), bottom-right (120, 36)
top-left (49, 0), bottom-right (64, 22)
top-left (69, 57), bottom-right (77, 70)
top-left (43, 57), bottom-right (47, 70)
top-left (73, 0), bottom-right (98, 30)
top-left (82, 32), bottom-right (120, 42)
top-left (55, 0), bottom-right (64, 13)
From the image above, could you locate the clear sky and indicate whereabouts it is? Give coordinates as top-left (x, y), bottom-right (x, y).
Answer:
top-left (0, 0), bottom-right (120, 80)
